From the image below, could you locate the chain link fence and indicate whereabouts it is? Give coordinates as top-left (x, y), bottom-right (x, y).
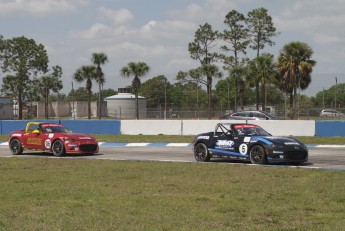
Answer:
top-left (8, 99), bottom-right (345, 120)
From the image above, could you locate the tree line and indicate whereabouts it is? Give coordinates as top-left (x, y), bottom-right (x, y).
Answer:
top-left (0, 7), bottom-right (318, 120)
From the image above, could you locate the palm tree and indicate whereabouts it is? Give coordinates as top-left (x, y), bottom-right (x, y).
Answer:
top-left (247, 53), bottom-right (276, 110)
top-left (278, 41), bottom-right (316, 119)
top-left (177, 64), bottom-right (222, 119)
top-left (230, 65), bottom-right (247, 111)
top-left (38, 65), bottom-right (63, 119)
top-left (91, 53), bottom-right (108, 119)
top-left (120, 62), bottom-right (150, 119)
top-left (201, 64), bottom-right (222, 118)
top-left (73, 65), bottom-right (97, 119)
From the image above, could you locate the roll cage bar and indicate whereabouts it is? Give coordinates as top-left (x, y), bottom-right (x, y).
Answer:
top-left (214, 123), bottom-right (233, 136)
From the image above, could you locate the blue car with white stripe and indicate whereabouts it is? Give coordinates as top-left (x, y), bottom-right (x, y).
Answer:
top-left (192, 123), bottom-right (308, 164)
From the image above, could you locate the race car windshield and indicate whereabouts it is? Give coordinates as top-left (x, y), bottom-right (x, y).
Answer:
top-left (42, 125), bottom-right (70, 133)
top-left (234, 125), bottom-right (270, 136)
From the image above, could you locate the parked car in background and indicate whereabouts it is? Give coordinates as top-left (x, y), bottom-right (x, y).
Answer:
top-left (320, 109), bottom-right (344, 117)
top-left (219, 110), bottom-right (277, 120)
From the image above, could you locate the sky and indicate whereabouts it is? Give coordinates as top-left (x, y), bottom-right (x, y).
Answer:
top-left (1, 0), bottom-right (345, 97)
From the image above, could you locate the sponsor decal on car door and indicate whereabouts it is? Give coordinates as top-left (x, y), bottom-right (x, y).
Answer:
top-left (24, 133), bottom-right (44, 149)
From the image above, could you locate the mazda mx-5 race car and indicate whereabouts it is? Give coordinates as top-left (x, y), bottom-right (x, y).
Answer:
top-left (193, 123), bottom-right (308, 165)
top-left (8, 122), bottom-right (99, 156)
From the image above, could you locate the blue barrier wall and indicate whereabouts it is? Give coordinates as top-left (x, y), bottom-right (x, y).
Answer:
top-left (315, 121), bottom-right (345, 136)
top-left (1, 120), bottom-right (60, 134)
top-left (0, 120), bottom-right (121, 135)
top-left (60, 120), bottom-right (120, 134)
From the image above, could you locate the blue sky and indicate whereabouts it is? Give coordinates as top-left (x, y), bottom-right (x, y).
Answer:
top-left (1, 0), bottom-right (345, 96)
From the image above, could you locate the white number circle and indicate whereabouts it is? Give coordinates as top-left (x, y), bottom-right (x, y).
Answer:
top-left (239, 143), bottom-right (248, 154)
top-left (45, 139), bottom-right (52, 149)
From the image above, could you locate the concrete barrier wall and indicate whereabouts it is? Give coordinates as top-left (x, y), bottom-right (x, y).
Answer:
top-left (250, 120), bottom-right (315, 136)
top-left (121, 120), bottom-right (316, 136)
top-left (121, 120), bottom-right (182, 135)
top-left (0, 119), bottom-right (343, 137)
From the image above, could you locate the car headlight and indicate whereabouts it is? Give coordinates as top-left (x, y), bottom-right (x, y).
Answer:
top-left (64, 138), bottom-right (77, 142)
top-left (270, 144), bottom-right (283, 149)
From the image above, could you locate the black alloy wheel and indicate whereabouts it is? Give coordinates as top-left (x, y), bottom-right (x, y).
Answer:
top-left (249, 145), bottom-right (267, 164)
top-left (9, 139), bottom-right (23, 155)
top-left (52, 140), bottom-right (66, 157)
top-left (194, 143), bottom-right (211, 162)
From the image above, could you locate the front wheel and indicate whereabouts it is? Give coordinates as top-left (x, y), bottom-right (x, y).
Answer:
top-left (9, 139), bottom-right (23, 155)
top-left (194, 143), bottom-right (210, 162)
top-left (249, 145), bottom-right (267, 164)
top-left (52, 140), bottom-right (66, 157)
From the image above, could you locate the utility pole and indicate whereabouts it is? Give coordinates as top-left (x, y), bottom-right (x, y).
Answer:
top-left (335, 76), bottom-right (337, 110)
top-left (72, 82), bottom-right (75, 120)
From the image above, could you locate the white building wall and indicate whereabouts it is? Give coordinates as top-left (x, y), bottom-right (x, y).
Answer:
top-left (105, 93), bottom-right (147, 119)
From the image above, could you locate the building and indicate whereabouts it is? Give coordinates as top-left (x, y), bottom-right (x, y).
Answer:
top-left (104, 88), bottom-right (146, 119)
top-left (0, 97), bottom-right (14, 119)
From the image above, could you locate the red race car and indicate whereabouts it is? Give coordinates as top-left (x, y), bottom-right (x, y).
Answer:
top-left (8, 122), bottom-right (99, 156)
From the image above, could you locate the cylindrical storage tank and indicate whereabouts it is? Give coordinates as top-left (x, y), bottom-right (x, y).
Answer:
top-left (104, 93), bottom-right (146, 119)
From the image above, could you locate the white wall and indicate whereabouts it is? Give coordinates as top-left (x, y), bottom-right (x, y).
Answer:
top-left (121, 120), bottom-right (315, 136)
top-left (121, 120), bottom-right (182, 135)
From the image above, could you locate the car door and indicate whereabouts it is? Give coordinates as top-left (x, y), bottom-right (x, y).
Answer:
top-left (231, 125), bottom-right (256, 156)
top-left (22, 123), bottom-right (45, 149)
top-left (214, 133), bottom-right (236, 152)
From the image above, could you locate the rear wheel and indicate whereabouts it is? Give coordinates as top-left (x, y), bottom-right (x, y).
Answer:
top-left (249, 145), bottom-right (267, 164)
top-left (52, 140), bottom-right (66, 157)
top-left (9, 139), bottom-right (23, 155)
top-left (194, 143), bottom-right (210, 162)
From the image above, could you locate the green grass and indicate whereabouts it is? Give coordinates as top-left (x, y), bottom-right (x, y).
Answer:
top-left (0, 158), bottom-right (344, 230)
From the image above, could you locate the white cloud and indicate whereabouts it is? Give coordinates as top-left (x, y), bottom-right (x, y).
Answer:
top-left (98, 7), bottom-right (134, 25)
top-left (314, 33), bottom-right (342, 44)
top-left (0, 0), bottom-right (85, 16)
top-left (69, 23), bottom-right (112, 40)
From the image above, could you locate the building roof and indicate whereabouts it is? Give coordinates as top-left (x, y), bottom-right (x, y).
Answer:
top-left (104, 93), bottom-right (145, 100)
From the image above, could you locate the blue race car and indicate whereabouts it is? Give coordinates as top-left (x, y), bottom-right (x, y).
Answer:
top-left (192, 123), bottom-right (308, 164)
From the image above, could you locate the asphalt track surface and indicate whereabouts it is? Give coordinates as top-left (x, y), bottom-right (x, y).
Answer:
top-left (1, 144), bottom-right (345, 171)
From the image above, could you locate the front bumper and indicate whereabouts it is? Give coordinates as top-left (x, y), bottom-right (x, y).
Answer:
top-left (267, 149), bottom-right (308, 163)
top-left (65, 142), bottom-right (99, 154)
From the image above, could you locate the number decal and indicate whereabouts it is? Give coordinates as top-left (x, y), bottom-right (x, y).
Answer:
top-left (45, 139), bottom-right (52, 149)
top-left (239, 143), bottom-right (248, 154)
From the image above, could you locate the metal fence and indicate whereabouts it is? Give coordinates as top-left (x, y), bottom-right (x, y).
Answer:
top-left (12, 99), bottom-right (345, 120)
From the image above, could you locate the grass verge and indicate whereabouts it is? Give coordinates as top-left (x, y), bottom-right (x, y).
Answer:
top-left (0, 158), bottom-right (344, 230)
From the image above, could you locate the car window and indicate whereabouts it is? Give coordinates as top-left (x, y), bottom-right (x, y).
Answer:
top-left (233, 124), bottom-right (270, 136)
top-left (238, 111), bottom-right (250, 117)
top-left (253, 112), bottom-right (266, 119)
top-left (41, 125), bottom-right (70, 133)
top-left (27, 123), bottom-right (39, 132)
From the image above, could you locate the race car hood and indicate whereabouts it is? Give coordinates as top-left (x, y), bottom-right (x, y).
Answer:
top-left (261, 136), bottom-right (305, 147)
top-left (58, 133), bottom-right (96, 141)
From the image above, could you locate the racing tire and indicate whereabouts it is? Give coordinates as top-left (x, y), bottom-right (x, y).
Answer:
top-left (52, 140), bottom-right (66, 157)
top-left (9, 138), bottom-right (23, 155)
top-left (249, 145), bottom-right (267, 164)
top-left (194, 143), bottom-right (210, 162)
